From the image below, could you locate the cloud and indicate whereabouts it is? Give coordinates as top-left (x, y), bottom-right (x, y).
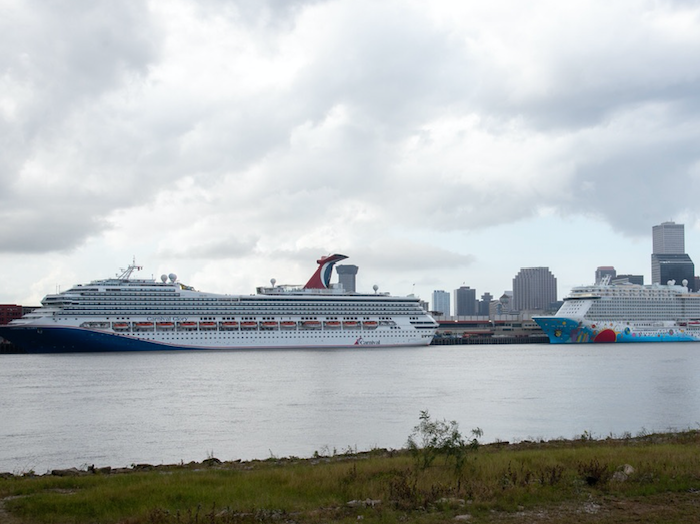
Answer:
top-left (0, 0), bottom-right (160, 251)
top-left (2, 0), bottom-right (700, 298)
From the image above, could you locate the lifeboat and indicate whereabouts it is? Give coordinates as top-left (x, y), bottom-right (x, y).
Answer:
top-left (240, 321), bottom-right (258, 329)
top-left (324, 321), bottom-right (341, 328)
top-left (156, 322), bottom-right (174, 329)
top-left (112, 322), bottom-right (130, 331)
top-left (302, 320), bottom-right (321, 329)
top-left (280, 321), bottom-right (297, 329)
top-left (343, 320), bottom-right (359, 328)
top-left (135, 322), bottom-right (154, 330)
top-left (199, 322), bottom-right (217, 330)
top-left (178, 321), bottom-right (198, 330)
top-left (260, 321), bottom-right (279, 330)
top-left (220, 321), bottom-right (239, 330)
top-left (363, 321), bottom-right (378, 329)
top-left (82, 322), bottom-right (110, 329)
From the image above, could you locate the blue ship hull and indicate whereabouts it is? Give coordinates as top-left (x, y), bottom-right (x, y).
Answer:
top-left (0, 326), bottom-right (187, 353)
top-left (534, 317), bottom-right (699, 344)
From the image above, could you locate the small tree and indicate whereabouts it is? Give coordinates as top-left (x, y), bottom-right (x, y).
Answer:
top-left (407, 410), bottom-right (482, 488)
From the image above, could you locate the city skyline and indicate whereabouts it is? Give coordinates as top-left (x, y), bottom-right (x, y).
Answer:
top-left (1, 217), bottom-right (699, 308)
top-left (427, 221), bottom-right (696, 313)
top-left (2, 2), bottom-right (700, 306)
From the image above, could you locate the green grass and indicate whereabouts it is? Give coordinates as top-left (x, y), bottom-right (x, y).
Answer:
top-left (2, 431), bottom-right (700, 523)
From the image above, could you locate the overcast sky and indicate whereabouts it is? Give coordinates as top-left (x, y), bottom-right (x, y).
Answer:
top-left (2, 0), bottom-right (700, 306)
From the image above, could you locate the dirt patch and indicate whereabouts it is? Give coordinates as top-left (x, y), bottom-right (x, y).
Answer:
top-left (485, 491), bottom-right (700, 523)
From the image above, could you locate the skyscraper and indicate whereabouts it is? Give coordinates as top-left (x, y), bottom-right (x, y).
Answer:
top-left (453, 286), bottom-right (477, 316)
top-left (479, 292), bottom-right (493, 316)
top-left (431, 290), bottom-right (450, 317)
top-left (653, 221), bottom-right (685, 254)
top-left (512, 267), bottom-right (557, 311)
top-left (651, 222), bottom-right (695, 289)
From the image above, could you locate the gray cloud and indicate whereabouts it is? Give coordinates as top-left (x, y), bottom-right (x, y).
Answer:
top-left (0, 0), bottom-right (160, 251)
top-left (3, 0), bottom-right (700, 262)
top-left (0, 208), bottom-right (108, 253)
top-left (158, 236), bottom-right (259, 260)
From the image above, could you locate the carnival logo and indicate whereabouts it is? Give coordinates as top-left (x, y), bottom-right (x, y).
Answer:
top-left (354, 337), bottom-right (380, 346)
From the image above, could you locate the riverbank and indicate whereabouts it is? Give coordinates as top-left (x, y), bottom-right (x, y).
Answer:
top-left (2, 430), bottom-right (700, 523)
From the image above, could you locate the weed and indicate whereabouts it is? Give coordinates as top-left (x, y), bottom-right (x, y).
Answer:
top-left (387, 468), bottom-right (418, 508)
top-left (405, 410), bottom-right (483, 498)
top-left (579, 430), bottom-right (594, 441)
top-left (577, 458), bottom-right (610, 485)
top-left (539, 464), bottom-right (564, 486)
top-left (407, 410), bottom-right (481, 474)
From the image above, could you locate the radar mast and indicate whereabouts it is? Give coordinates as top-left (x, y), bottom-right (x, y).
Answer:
top-left (116, 257), bottom-right (143, 280)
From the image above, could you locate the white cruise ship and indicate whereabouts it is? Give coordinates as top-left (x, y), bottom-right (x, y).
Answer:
top-left (533, 278), bottom-right (700, 343)
top-left (0, 255), bottom-right (438, 353)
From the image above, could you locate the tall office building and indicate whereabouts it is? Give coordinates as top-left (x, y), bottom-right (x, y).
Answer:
top-left (336, 265), bottom-right (358, 293)
top-left (479, 292), bottom-right (493, 316)
top-left (495, 292), bottom-right (513, 315)
top-left (431, 290), bottom-right (450, 317)
top-left (652, 254), bottom-right (695, 288)
top-left (651, 222), bottom-right (695, 289)
top-left (512, 267), bottom-right (557, 311)
top-left (653, 221), bottom-right (685, 254)
top-left (453, 286), bottom-right (477, 316)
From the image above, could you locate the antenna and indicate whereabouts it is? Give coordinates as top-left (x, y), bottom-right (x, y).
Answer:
top-left (116, 258), bottom-right (143, 280)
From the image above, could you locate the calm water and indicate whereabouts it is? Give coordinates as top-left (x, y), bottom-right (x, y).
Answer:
top-left (1, 343), bottom-right (700, 473)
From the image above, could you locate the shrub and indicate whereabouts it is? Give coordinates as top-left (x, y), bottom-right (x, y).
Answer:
top-left (406, 410), bottom-right (482, 489)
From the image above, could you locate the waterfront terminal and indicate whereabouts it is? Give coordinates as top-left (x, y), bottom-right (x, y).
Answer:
top-left (432, 318), bottom-right (549, 345)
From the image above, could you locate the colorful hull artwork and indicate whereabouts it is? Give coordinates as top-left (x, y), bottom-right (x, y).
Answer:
top-left (535, 317), bottom-right (700, 344)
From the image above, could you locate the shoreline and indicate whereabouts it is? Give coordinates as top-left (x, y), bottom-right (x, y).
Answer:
top-left (0, 430), bottom-right (700, 524)
top-left (1, 428), bottom-right (692, 479)
top-left (2, 429), bottom-right (700, 523)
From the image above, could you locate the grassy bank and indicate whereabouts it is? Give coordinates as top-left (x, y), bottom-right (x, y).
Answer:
top-left (2, 429), bottom-right (700, 523)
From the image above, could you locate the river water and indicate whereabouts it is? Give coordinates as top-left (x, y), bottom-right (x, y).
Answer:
top-left (1, 343), bottom-right (699, 473)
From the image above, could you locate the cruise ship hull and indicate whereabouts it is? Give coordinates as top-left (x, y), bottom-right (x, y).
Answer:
top-left (0, 324), bottom-right (431, 353)
top-left (535, 317), bottom-right (700, 344)
top-left (0, 326), bottom-right (432, 353)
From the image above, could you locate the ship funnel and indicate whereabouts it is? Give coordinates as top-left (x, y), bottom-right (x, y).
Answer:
top-left (303, 254), bottom-right (348, 289)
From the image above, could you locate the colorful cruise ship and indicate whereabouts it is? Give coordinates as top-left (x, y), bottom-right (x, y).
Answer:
top-left (0, 255), bottom-right (438, 353)
top-left (533, 278), bottom-right (700, 343)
